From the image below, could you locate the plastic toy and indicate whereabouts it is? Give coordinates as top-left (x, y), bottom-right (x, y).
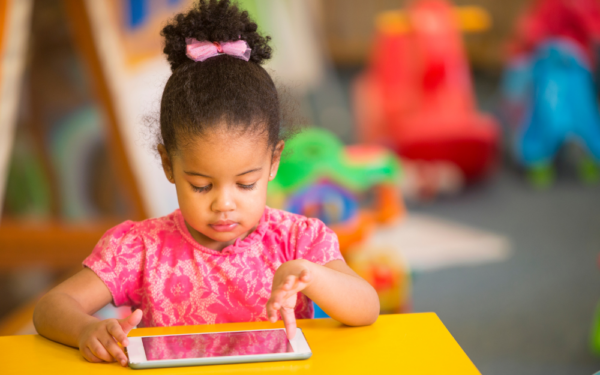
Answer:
top-left (502, 0), bottom-right (600, 186)
top-left (268, 128), bottom-right (410, 314)
top-left (271, 128), bottom-right (402, 196)
top-left (268, 127), bottom-right (405, 243)
top-left (280, 181), bottom-right (378, 252)
top-left (507, 0), bottom-right (600, 64)
top-left (285, 182), bottom-right (358, 226)
top-left (345, 246), bottom-right (411, 314)
top-left (353, 0), bottom-right (499, 183)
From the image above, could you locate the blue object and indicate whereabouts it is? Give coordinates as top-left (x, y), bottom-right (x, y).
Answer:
top-left (313, 303), bottom-right (329, 319)
top-left (285, 182), bottom-right (358, 226)
top-left (127, 0), bottom-right (147, 28)
top-left (502, 39), bottom-right (600, 167)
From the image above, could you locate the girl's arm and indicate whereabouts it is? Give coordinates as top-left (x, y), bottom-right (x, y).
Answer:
top-left (267, 259), bottom-right (380, 338)
top-left (33, 268), bottom-right (141, 366)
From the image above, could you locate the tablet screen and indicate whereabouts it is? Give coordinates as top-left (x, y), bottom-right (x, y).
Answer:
top-left (142, 330), bottom-right (293, 360)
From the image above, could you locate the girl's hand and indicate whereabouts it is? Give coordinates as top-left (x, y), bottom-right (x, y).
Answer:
top-left (267, 260), bottom-right (312, 340)
top-left (78, 309), bottom-right (143, 366)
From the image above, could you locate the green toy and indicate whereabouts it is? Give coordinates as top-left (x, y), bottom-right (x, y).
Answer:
top-left (269, 127), bottom-right (402, 197)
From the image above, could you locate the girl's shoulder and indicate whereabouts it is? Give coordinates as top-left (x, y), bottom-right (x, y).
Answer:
top-left (96, 210), bottom-right (183, 250)
top-left (262, 207), bottom-right (342, 263)
top-left (263, 206), bottom-right (312, 226)
top-left (262, 207), bottom-right (332, 236)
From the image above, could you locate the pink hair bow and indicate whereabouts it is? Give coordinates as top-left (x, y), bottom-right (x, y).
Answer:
top-left (185, 38), bottom-right (252, 62)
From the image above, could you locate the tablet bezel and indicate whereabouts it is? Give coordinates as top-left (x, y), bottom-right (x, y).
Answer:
top-left (127, 328), bottom-right (311, 369)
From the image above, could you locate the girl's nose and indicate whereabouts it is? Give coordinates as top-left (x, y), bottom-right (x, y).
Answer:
top-left (211, 190), bottom-right (236, 212)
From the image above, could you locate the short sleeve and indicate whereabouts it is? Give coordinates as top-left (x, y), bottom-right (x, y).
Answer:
top-left (292, 217), bottom-right (344, 265)
top-left (83, 221), bottom-right (145, 307)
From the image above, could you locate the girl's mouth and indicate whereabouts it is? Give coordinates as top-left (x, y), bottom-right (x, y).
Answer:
top-left (210, 220), bottom-right (238, 232)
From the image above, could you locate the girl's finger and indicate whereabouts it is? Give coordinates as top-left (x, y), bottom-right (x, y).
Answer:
top-left (284, 278), bottom-right (310, 296)
top-left (282, 275), bottom-right (296, 290)
top-left (107, 320), bottom-right (128, 346)
top-left (267, 291), bottom-right (294, 323)
top-left (280, 308), bottom-right (297, 340)
top-left (81, 346), bottom-right (103, 363)
top-left (271, 280), bottom-right (308, 302)
top-left (268, 309), bottom-right (279, 323)
top-left (118, 309), bottom-right (143, 335)
top-left (103, 336), bottom-right (128, 366)
top-left (271, 289), bottom-right (302, 312)
top-left (270, 286), bottom-right (291, 307)
top-left (298, 269), bottom-right (311, 283)
top-left (89, 339), bottom-right (114, 362)
top-left (265, 299), bottom-right (279, 322)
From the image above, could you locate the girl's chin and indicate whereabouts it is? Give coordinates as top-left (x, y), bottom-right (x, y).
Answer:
top-left (206, 228), bottom-right (246, 242)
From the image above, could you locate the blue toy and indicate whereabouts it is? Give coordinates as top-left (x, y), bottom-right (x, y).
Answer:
top-left (502, 39), bottom-right (600, 185)
top-left (285, 182), bottom-right (358, 226)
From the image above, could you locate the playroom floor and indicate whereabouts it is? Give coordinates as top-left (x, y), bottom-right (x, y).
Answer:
top-left (410, 166), bottom-right (600, 375)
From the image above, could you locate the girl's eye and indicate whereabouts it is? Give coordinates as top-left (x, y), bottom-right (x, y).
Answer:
top-left (191, 184), bottom-right (211, 193)
top-left (238, 183), bottom-right (256, 191)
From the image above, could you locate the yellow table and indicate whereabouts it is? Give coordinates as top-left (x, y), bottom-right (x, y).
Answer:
top-left (1, 313), bottom-right (479, 374)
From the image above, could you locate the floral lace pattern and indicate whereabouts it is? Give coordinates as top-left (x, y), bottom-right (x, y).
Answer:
top-left (83, 207), bottom-right (343, 328)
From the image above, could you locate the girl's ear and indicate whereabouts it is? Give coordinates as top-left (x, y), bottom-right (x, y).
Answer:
top-left (269, 141), bottom-right (285, 181)
top-left (157, 144), bottom-right (175, 184)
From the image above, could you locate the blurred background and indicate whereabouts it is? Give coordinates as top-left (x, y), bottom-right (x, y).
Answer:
top-left (1, 0), bottom-right (600, 374)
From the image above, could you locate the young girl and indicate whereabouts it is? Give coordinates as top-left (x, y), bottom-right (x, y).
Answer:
top-left (33, 0), bottom-right (379, 367)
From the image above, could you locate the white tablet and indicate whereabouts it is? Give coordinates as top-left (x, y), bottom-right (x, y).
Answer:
top-left (126, 328), bottom-right (312, 369)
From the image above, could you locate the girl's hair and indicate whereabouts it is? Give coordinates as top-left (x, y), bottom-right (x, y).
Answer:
top-left (159, 0), bottom-right (282, 154)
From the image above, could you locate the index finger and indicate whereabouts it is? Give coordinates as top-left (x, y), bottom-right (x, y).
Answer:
top-left (107, 320), bottom-right (129, 346)
top-left (102, 335), bottom-right (129, 366)
top-left (280, 308), bottom-right (297, 340)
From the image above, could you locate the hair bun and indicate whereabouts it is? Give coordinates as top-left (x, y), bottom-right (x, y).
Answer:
top-left (161, 0), bottom-right (272, 71)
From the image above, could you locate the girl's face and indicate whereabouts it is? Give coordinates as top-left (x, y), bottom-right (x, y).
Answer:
top-left (158, 129), bottom-right (283, 251)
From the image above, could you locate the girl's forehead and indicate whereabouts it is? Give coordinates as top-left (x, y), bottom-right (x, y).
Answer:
top-left (176, 132), bottom-right (271, 174)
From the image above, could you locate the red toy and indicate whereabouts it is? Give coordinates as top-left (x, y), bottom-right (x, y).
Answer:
top-left (508, 0), bottom-right (600, 64)
top-left (354, 0), bottom-right (499, 182)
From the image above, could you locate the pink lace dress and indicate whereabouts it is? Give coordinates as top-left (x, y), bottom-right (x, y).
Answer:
top-left (83, 207), bottom-right (343, 328)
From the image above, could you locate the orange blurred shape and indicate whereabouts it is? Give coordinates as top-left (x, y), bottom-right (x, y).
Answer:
top-left (346, 247), bottom-right (411, 314)
top-left (331, 211), bottom-right (377, 255)
top-left (373, 184), bottom-right (405, 224)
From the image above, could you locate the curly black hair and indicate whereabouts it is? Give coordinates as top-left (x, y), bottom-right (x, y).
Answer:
top-left (158, 0), bottom-right (282, 155)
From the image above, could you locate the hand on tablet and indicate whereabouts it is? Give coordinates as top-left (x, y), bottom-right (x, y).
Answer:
top-left (78, 309), bottom-right (143, 367)
top-left (267, 260), bottom-right (313, 340)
